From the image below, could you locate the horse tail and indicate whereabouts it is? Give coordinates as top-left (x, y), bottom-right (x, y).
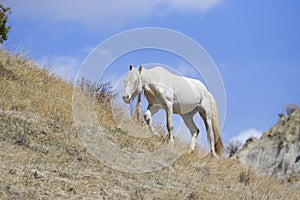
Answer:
top-left (209, 93), bottom-right (226, 157)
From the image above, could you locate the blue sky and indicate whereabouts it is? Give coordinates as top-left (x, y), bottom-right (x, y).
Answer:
top-left (4, 0), bottom-right (300, 144)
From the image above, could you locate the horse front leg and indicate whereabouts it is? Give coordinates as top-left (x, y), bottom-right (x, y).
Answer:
top-left (136, 93), bottom-right (142, 121)
top-left (144, 105), bottom-right (159, 135)
top-left (165, 102), bottom-right (174, 143)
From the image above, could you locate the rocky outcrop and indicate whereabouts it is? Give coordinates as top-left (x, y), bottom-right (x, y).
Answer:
top-left (234, 109), bottom-right (300, 187)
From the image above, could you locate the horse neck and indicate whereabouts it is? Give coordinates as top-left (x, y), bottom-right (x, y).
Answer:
top-left (140, 69), bottom-right (149, 90)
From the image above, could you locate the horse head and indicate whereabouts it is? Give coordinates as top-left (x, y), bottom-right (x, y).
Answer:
top-left (122, 64), bottom-right (143, 104)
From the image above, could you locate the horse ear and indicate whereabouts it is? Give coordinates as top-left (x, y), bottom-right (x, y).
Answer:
top-left (138, 65), bottom-right (143, 73)
top-left (130, 64), bottom-right (133, 71)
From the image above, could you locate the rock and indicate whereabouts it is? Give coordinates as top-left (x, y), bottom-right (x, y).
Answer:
top-left (234, 109), bottom-right (300, 186)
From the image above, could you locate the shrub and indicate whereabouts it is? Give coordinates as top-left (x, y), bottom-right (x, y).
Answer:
top-left (0, 4), bottom-right (11, 44)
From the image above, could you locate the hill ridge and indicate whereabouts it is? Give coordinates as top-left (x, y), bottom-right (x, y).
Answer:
top-left (235, 109), bottom-right (300, 188)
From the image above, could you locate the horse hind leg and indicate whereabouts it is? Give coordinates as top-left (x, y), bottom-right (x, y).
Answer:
top-left (198, 106), bottom-right (217, 157)
top-left (181, 112), bottom-right (199, 153)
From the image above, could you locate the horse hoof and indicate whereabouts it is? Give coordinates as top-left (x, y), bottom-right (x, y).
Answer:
top-left (168, 137), bottom-right (174, 144)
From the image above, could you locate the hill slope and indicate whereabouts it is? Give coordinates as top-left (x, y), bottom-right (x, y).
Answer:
top-left (0, 49), bottom-right (299, 199)
top-left (234, 109), bottom-right (300, 188)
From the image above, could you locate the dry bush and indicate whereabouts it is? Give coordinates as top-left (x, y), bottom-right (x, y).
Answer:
top-left (285, 104), bottom-right (299, 116)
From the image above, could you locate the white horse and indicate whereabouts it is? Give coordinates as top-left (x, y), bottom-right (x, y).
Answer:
top-left (122, 64), bottom-right (225, 157)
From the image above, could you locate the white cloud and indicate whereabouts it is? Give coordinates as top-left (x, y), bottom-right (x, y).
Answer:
top-left (37, 55), bottom-right (79, 81)
top-left (226, 128), bottom-right (263, 155)
top-left (163, 0), bottom-right (222, 12)
top-left (7, 0), bottom-right (222, 30)
top-left (228, 128), bottom-right (263, 146)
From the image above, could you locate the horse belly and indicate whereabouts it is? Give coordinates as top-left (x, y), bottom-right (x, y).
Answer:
top-left (172, 82), bottom-right (201, 114)
top-left (172, 98), bottom-right (198, 114)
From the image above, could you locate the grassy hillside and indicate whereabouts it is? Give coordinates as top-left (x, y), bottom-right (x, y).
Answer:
top-left (0, 49), bottom-right (299, 199)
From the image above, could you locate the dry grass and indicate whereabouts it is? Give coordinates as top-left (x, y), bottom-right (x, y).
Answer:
top-left (0, 49), bottom-right (299, 199)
